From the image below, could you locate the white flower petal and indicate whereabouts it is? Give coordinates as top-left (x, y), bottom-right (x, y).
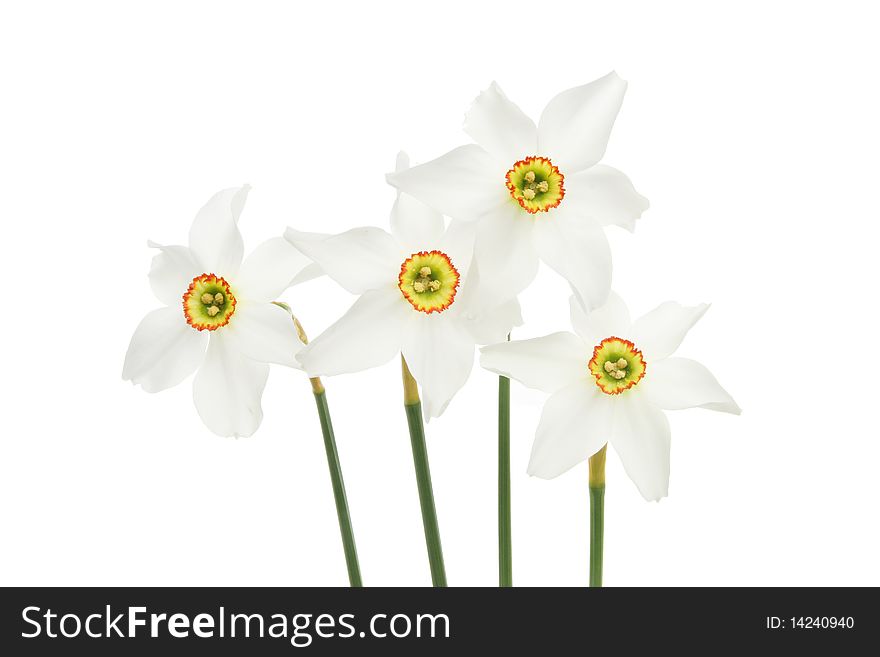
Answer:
top-left (533, 210), bottom-right (612, 310)
top-left (284, 227), bottom-right (401, 295)
top-left (390, 152), bottom-right (446, 251)
top-left (385, 145), bottom-right (506, 220)
top-left (390, 193), bottom-right (446, 253)
top-left (438, 219), bottom-right (476, 281)
top-left (642, 358), bottom-right (740, 414)
top-left (290, 262), bottom-right (323, 287)
top-left (188, 186), bottom-right (249, 276)
top-left (146, 242), bottom-right (201, 306)
top-left (527, 381), bottom-right (612, 478)
top-left (480, 332), bottom-right (587, 394)
top-left (461, 296), bottom-right (523, 345)
top-left (610, 393), bottom-right (671, 501)
top-left (537, 71), bottom-right (627, 173)
top-left (450, 254), bottom-right (484, 317)
top-left (224, 301), bottom-right (303, 368)
top-left (235, 237), bottom-right (314, 302)
top-left (564, 165), bottom-right (649, 232)
top-left (464, 81), bottom-right (538, 162)
top-left (296, 287), bottom-right (412, 376)
top-left (569, 292), bottom-right (632, 346)
top-left (193, 332), bottom-right (269, 438)
top-left (122, 307), bottom-right (208, 393)
top-left (470, 203), bottom-right (539, 308)
top-left (402, 316), bottom-right (475, 420)
top-left (631, 302), bottom-right (710, 361)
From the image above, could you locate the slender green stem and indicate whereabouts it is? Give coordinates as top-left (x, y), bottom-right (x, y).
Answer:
top-left (402, 356), bottom-right (447, 587)
top-left (498, 373), bottom-right (512, 587)
top-left (313, 387), bottom-right (362, 587)
top-left (589, 444), bottom-right (607, 587)
top-left (290, 314), bottom-right (361, 587)
top-left (589, 487), bottom-right (605, 587)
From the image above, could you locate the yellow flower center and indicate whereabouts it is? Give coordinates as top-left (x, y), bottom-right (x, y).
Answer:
top-left (505, 156), bottom-right (565, 214)
top-left (183, 274), bottom-right (236, 330)
top-left (588, 337), bottom-right (646, 395)
top-left (398, 251), bottom-right (460, 313)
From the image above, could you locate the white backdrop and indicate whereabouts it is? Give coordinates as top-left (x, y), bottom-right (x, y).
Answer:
top-left (2, 0), bottom-right (878, 587)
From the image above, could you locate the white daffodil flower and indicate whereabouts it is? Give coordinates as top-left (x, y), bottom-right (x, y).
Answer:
top-left (123, 186), bottom-right (318, 437)
top-left (286, 154), bottom-right (522, 420)
top-left (480, 293), bottom-right (739, 501)
top-left (386, 72), bottom-right (649, 311)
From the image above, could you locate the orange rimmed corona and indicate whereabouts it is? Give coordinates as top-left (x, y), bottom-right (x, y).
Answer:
top-left (183, 273), bottom-right (237, 330)
top-left (398, 250), bottom-right (460, 313)
top-left (505, 156), bottom-right (565, 214)
top-left (588, 336), bottom-right (646, 395)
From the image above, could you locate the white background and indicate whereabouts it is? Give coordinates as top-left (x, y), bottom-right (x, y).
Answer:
top-left (2, 0), bottom-right (878, 587)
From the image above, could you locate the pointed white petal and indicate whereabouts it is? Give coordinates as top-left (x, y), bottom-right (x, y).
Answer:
top-left (188, 186), bottom-right (249, 276)
top-left (452, 254), bottom-right (489, 318)
top-left (564, 165), bottom-right (649, 232)
top-left (284, 227), bottom-right (400, 295)
top-left (402, 316), bottom-right (475, 420)
top-left (235, 237), bottom-right (314, 302)
top-left (464, 81), bottom-right (538, 162)
top-left (390, 152), bottom-right (446, 251)
top-left (146, 242), bottom-right (201, 306)
top-left (290, 261), bottom-right (323, 286)
top-left (438, 219), bottom-right (476, 281)
top-left (192, 332), bottom-right (269, 438)
top-left (224, 301), bottom-right (303, 368)
top-left (296, 287), bottom-right (412, 376)
top-left (390, 192), bottom-right (446, 254)
top-left (395, 151), bottom-right (410, 170)
top-left (537, 72), bottom-right (627, 173)
top-left (631, 302), bottom-right (710, 361)
top-left (385, 145), bottom-right (506, 220)
top-left (569, 292), bottom-right (632, 346)
top-left (533, 210), bottom-right (612, 310)
top-left (123, 307), bottom-right (208, 392)
top-left (461, 296), bottom-right (523, 345)
top-left (527, 381), bottom-right (612, 478)
top-left (643, 358), bottom-right (740, 414)
top-left (470, 203), bottom-right (539, 308)
top-left (610, 393), bottom-right (671, 501)
top-left (480, 332), bottom-right (587, 394)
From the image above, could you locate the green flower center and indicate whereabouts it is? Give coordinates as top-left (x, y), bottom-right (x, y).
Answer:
top-left (505, 156), bottom-right (565, 214)
top-left (183, 274), bottom-right (236, 330)
top-left (398, 251), bottom-right (460, 313)
top-left (588, 337), bottom-right (646, 395)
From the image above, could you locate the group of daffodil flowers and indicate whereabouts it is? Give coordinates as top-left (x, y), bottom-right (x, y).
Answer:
top-left (123, 72), bottom-right (739, 587)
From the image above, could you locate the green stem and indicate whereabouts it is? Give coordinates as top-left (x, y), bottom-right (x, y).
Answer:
top-left (498, 373), bottom-right (512, 587)
top-left (589, 486), bottom-right (605, 587)
top-left (291, 314), bottom-right (361, 587)
top-left (589, 444), bottom-right (607, 587)
top-left (313, 386), bottom-right (363, 587)
top-left (402, 356), bottom-right (447, 587)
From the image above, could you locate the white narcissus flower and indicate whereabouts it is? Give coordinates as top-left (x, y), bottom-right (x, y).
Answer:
top-left (123, 186), bottom-right (318, 437)
top-left (386, 72), bottom-right (649, 311)
top-left (480, 293), bottom-right (739, 501)
top-left (286, 154), bottom-right (522, 420)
